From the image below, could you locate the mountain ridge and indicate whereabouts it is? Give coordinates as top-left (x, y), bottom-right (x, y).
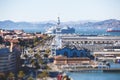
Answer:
top-left (0, 19), bottom-right (120, 30)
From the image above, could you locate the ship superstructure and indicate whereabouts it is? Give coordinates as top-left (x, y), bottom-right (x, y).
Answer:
top-left (107, 27), bottom-right (120, 32)
top-left (45, 18), bottom-right (75, 34)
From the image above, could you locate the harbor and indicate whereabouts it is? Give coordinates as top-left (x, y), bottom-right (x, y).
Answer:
top-left (0, 0), bottom-right (120, 80)
top-left (68, 72), bottom-right (120, 80)
top-left (0, 17), bottom-right (120, 80)
top-left (63, 67), bottom-right (120, 73)
top-left (47, 17), bottom-right (120, 80)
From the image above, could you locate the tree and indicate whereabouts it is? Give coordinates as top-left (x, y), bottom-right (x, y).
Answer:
top-left (37, 73), bottom-right (43, 79)
top-left (45, 49), bottom-right (51, 54)
top-left (34, 54), bottom-right (40, 58)
top-left (37, 71), bottom-right (48, 79)
top-left (28, 49), bottom-right (34, 54)
top-left (18, 71), bottom-right (25, 80)
top-left (8, 72), bottom-right (15, 80)
top-left (27, 76), bottom-right (34, 80)
top-left (18, 39), bottom-right (25, 53)
top-left (34, 62), bottom-right (40, 69)
top-left (18, 39), bottom-right (25, 47)
top-left (44, 54), bottom-right (48, 58)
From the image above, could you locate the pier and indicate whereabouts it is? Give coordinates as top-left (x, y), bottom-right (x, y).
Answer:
top-left (63, 68), bottom-right (120, 73)
top-left (103, 68), bottom-right (120, 72)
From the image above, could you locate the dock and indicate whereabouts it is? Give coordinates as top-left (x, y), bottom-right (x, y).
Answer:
top-left (103, 68), bottom-right (120, 72)
top-left (63, 68), bottom-right (120, 73)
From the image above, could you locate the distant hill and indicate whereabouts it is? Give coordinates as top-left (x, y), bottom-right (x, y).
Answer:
top-left (0, 19), bottom-right (120, 31)
top-left (0, 20), bottom-right (55, 30)
top-left (67, 19), bottom-right (120, 29)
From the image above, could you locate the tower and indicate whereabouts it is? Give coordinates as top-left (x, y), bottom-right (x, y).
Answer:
top-left (55, 17), bottom-right (62, 48)
top-left (51, 17), bottom-right (62, 56)
top-left (57, 17), bottom-right (60, 25)
top-left (56, 17), bottom-right (61, 34)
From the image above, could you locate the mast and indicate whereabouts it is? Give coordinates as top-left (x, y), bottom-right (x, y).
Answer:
top-left (57, 17), bottom-right (60, 26)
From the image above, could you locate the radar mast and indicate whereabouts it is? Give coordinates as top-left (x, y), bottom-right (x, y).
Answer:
top-left (57, 17), bottom-right (60, 26)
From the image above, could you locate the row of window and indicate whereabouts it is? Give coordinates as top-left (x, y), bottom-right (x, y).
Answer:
top-left (63, 40), bottom-right (119, 44)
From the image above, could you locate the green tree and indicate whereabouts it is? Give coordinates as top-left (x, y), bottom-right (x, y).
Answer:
top-left (18, 39), bottom-right (25, 53)
top-left (37, 71), bottom-right (48, 79)
top-left (27, 76), bottom-right (34, 80)
top-left (34, 37), bottom-right (39, 43)
top-left (8, 72), bottom-right (15, 80)
top-left (18, 39), bottom-right (25, 47)
top-left (45, 49), bottom-right (51, 54)
top-left (44, 54), bottom-right (48, 58)
top-left (18, 71), bottom-right (25, 80)
top-left (34, 54), bottom-right (40, 58)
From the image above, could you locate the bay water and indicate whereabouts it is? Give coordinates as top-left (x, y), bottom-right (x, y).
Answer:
top-left (68, 72), bottom-right (120, 80)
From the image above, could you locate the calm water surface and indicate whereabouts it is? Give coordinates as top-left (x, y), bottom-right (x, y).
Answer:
top-left (67, 63), bottom-right (120, 80)
top-left (68, 72), bottom-right (120, 80)
top-left (26, 28), bottom-right (120, 36)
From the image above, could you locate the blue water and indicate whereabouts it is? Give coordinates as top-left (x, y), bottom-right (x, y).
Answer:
top-left (25, 28), bottom-right (120, 36)
top-left (67, 64), bottom-right (120, 80)
top-left (75, 28), bottom-right (120, 36)
top-left (3, 27), bottom-right (120, 36)
top-left (68, 72), bottom-right (120, 80)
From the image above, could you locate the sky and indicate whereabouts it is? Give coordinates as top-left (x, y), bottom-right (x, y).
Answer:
top-left (0, 0), bottom-right (120, 22)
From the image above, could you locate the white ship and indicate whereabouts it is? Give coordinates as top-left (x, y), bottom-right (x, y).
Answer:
top-left (45, 17), bottom-right (75, 34)
top-left (106, 27), bottom-right (120, 32)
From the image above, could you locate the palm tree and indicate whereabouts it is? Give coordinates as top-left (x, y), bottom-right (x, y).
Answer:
top-left (8, 72), bottom-right (15, 80)
top-left (27, 76), bottom-right (34, 80)
top-left (28, 49), bottom-right (34, 54)
top-left (45, 49), bottom-right (51, 54)
top-left (18, 71), bottom-right (25, 80)
top-left (37, 73), bottom-right (44, 79)
top-left (30, 59), bottom-right (35, 67)
top-left (37, 71), bottom-right (48, 80)
top-left (34, 54), bottom-right (40, 59)
top-left (18, 39), bottom-right (25, 52)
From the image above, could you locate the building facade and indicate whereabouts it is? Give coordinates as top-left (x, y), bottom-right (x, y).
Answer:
top-left (0, 47), bottom-right (20, 73)
top-left (54, 55), bottom-right (91, 65)
top-left (61, 36), bottom-right (120, 52)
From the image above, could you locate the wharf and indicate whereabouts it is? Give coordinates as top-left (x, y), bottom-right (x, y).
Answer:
top-left (103, 68), bottom-right (120, 72)
top-left (63, 68), bottom-right (120, 73)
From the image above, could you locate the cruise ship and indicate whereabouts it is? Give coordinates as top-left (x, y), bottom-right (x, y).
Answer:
top-left (106, 27), bottom-right (120, 32)
top-left (45, 17), bottom-right (75, 34)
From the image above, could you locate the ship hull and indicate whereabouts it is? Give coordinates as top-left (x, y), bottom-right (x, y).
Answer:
top-left (107, 30), bottom-right (120, 32)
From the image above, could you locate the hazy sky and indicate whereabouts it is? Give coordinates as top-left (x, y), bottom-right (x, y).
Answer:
top-left (0, 0), bottom-right (120, 22)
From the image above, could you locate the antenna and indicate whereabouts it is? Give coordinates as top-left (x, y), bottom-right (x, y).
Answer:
top-left (57, 17), bottom-right (60, 25)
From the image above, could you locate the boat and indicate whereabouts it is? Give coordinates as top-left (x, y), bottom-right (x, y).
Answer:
top-left (106, 27), bottom-right (120, 32)
top-left (45, 17), bottom-right (75, 34)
